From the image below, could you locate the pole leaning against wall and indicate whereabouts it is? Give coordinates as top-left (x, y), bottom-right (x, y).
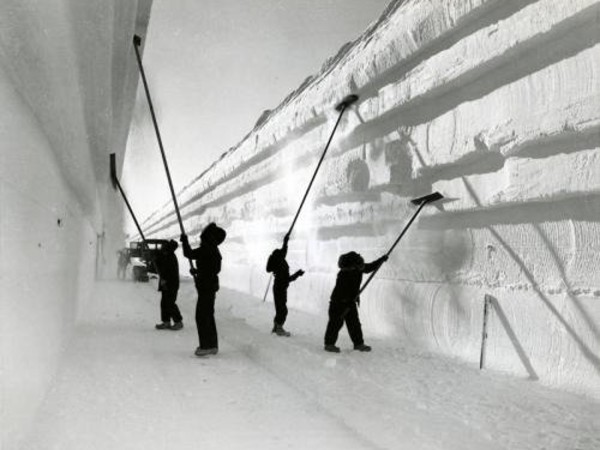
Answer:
top-left (132, 35), bottom-right (195, 273)
top-left (263, 94), bottom-right (359, 302)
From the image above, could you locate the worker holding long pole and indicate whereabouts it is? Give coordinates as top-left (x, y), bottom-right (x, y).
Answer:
top-left (133, 35), bottom-right (228, 357)
top-left (264, 94), bottom-right (359, 337)
top-left (132, 35), bottom-right (195, 274)
top-left (323, 192), bottom-right (444, 353)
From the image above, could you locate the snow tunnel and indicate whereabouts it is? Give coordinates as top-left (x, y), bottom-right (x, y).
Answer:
top-left (1, 1), bottom-right (599, 449)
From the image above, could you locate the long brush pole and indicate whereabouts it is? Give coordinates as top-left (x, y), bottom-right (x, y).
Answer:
top-left (263, 95), bottom-right (358, 302)
top-left (355, 192), bottom-right (443, 301)
top-left (116, 180), bottom-right (147, 244)
top-left (285, 94), bottom-right (358, 240)
top-left (132, 35), bottom-right (194, 272)
top-left (355, 202), bottom-right (428, 299)
top-left (110, 153), bottom-right (146, 244)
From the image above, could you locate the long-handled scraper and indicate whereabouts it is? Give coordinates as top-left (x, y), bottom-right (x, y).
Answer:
top-left (263, 94), bottom-right (359, 301)
top-left (354, 192), bottom-right (444, 302)
top-left (110, 153), bottom-right (147, 245)
top-left (132, 35), bottom-right (195, 274)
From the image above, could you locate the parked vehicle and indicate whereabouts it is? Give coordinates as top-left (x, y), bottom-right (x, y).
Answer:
top-left (128, 239), bottom-right (171, 282)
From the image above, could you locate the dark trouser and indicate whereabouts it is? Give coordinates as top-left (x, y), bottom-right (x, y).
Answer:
top-left (196, 290), bottom-right (218, 349)
top-left (324, 301), bottom-right (364, 346)
top-left (160, 289), bottom-right (182, 323)
top-left (273, 284), bottom-right (288, 326)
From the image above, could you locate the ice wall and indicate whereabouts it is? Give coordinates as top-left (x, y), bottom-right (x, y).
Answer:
top-left (142, 0), bottom-right (600, 396)
top-left (0, 1), bottom-right (152, 448)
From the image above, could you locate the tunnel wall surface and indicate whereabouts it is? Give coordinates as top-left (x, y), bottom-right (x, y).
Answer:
top-left (0, 1), bottom-right (153, 448)
top-left (143, 0), bottom-right (600, 396)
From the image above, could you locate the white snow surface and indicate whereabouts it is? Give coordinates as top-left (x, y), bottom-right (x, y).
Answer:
top-left (21, 281), bottom-right (600, 450)
top-left (0, 2), bottom-right (153, 448)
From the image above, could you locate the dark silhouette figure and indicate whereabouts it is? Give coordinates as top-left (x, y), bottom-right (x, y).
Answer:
top-left (154, 240), bottom-right (182, 330)
top-left (116, 249), bottom-right (130, 280)
top-left (266, 235), bottom-right (304, 336)
top-left (324, 251), bottom-right (387, 353)
top-left (181, 223), bottom-right (226, 357)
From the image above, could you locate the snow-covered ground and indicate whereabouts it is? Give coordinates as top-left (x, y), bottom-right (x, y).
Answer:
top-left (21, 280), bottom-right (600, 450)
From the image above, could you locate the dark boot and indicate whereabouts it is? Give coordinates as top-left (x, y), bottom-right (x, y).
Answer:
top-left (272, 323), bottom-right (291, 337)
top-left (353, 343), bottom-right (371, 352)
top-left (195, 347), bottom-right (218, 357)
top-left (170, 321), bottom-right (183, 330)
top-left (324, 344), bottom-right (341, 353)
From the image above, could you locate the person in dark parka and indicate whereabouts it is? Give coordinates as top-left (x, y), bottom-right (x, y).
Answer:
top-left (266, 235), bottom-right (304, 336)
top-left (181, 223), bottom-right (226, 357)
top-left (154, 240), bottom-right (182, 330)
top-left (324, 251), bottom-right (387, 353)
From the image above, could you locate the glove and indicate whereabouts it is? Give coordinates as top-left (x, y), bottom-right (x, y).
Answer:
top-left (189, 268), bottom-right (197, 277)
top-left (295, 269), bottom-right (305, 278)
top-left (380, 255), bottom-right (389, 263)
top-left (180, 233), bottom-right (188, 243)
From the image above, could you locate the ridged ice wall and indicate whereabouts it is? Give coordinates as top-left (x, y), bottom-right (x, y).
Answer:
top-left (142, 0), bottom-right (600, 396)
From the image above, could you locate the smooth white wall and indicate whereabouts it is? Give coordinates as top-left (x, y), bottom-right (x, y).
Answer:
top-left (0, 63), bottom-right (97, 450)
top-left (0, 0), bottom-right (153, 447)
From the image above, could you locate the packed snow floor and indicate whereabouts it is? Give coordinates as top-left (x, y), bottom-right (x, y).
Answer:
top-left (21, 280), bottom-right (600, 450)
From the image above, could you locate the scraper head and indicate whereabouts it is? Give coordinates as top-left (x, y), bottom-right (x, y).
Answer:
top-left (410, 192), bottom-right (444, 206)
top-left (335, 94), bottom-right (359, 112)
top-left (109, 153), bottom-right (118, 190)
